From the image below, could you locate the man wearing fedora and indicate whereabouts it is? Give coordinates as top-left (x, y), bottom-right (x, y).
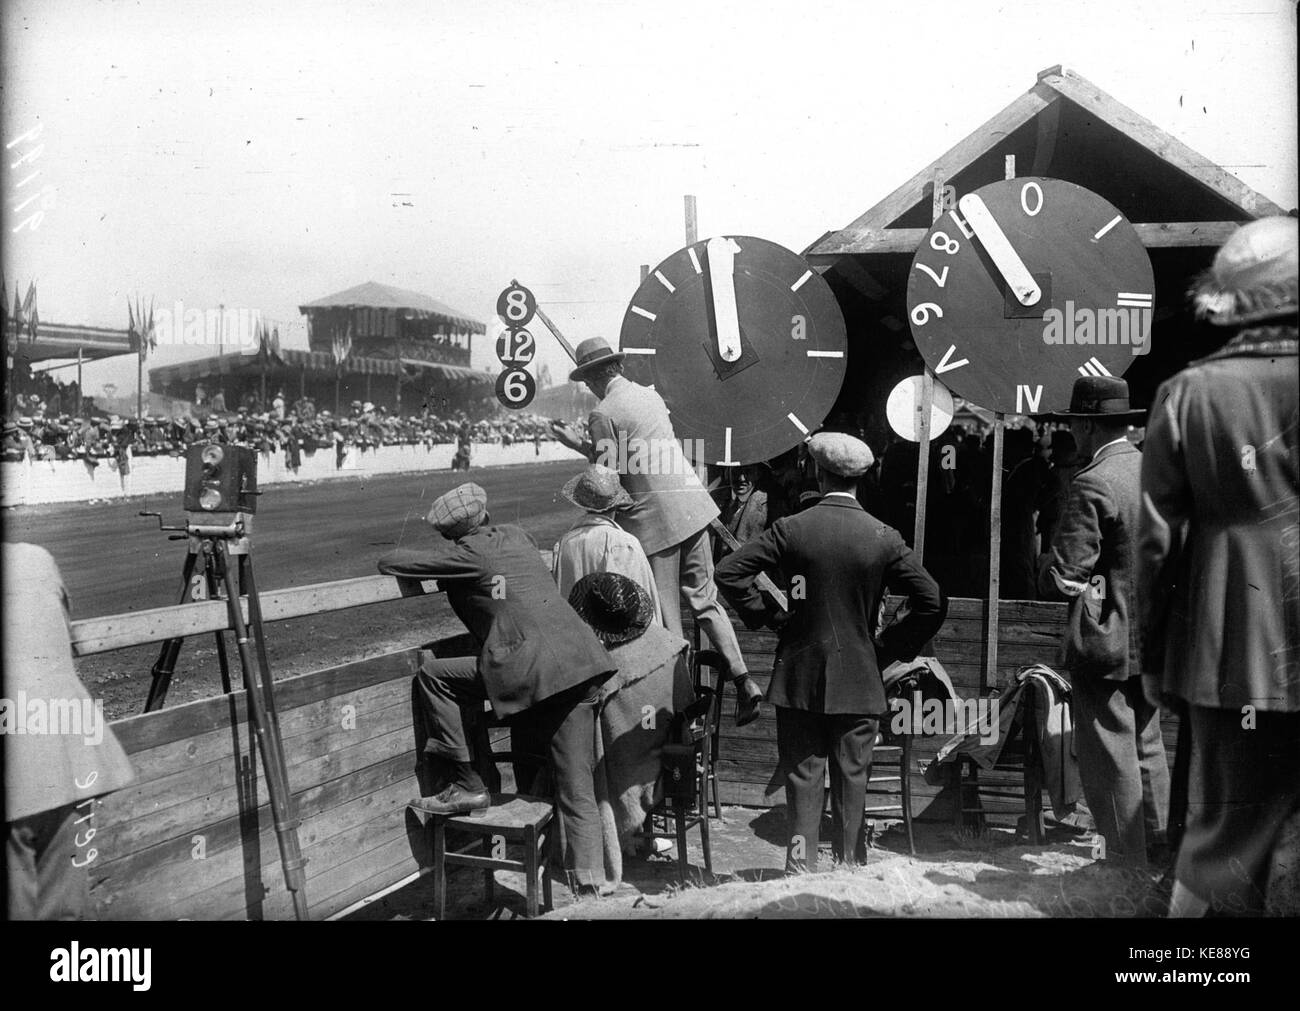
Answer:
top-left (553, 463), bottom-right (663, 625)
top-left (1036, 374), bottom-right (1169, 868)
top-left (377, 482), bottom-right (617, 888)
top-left (716, 431), bottom-right (945, 873)
top-left (551, 337), bottom-right (763, 726)
top-left (1138, 216), bottom-right (1299, 916)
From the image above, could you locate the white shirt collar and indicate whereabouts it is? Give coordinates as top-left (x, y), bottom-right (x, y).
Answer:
top-left (1092, 436), bottom-right (1129, 461)
top-left (821, 491), bottom-right (858, 500)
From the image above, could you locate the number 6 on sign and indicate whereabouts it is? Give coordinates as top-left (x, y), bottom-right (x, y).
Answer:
top-left (495, 367), bottom-right (536, 410)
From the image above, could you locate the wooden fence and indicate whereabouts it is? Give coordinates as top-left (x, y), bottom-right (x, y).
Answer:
top-left (74, 567), bottom-right (1176, 918)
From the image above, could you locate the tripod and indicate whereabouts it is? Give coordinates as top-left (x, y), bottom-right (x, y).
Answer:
top-left (139, 511), bottom-right (311, 921)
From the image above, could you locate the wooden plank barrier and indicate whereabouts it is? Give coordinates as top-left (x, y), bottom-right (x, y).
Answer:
top-left (87, 647), bottom-right (440, 920)
top-left (692, 596), bottom-right (1181, 818)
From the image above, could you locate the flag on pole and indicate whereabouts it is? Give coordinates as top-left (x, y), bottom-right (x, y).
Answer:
top-left (331, 316), bottom-right (352, 367)
top-left (256, 318), bottom-right (285, 366)
top-left (21, 281), bottom-right (38, 341)
top-left (128, 296), bottom-right (157, 359)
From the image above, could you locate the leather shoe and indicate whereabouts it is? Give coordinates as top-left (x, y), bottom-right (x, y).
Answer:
top-left (734, 676), bottom-right (765, 727)
top-left (408, 784), bottom-right (490, 817)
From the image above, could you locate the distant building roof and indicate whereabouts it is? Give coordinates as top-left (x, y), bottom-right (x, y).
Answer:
top-left (298, 281), bottom-right (484, 333)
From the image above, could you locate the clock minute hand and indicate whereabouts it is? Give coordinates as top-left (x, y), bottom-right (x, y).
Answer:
top-left (706, 236), bottom-right (743, 363)
top-left (957, 194), bottom-right (1042, 307)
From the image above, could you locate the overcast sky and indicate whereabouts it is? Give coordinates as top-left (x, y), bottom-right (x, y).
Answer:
top-left (3, 0), bottom-right (1295, 398)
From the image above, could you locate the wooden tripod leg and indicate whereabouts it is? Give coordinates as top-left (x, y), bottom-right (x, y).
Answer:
top-left (207, 549), bottom-right (233, 695)
top-left (216, 540), bottom-right (310, 921)
top-left (143, 547), bottom-right (201, 712)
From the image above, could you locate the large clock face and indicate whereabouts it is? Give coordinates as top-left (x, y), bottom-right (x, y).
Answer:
top-left (906, 177), bottom-right (1154, 415)
top-left (618, 235), bottom-right (847, 466)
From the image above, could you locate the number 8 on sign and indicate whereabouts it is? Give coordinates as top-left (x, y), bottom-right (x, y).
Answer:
top-left (496, 283), bottom-right (536, 328)
top-left (495, 367), bottom-right (536, 410)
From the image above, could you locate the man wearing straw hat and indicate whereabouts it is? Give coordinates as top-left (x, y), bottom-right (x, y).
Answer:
top-left (1138, 215), bottom-right (1299, 916)
top-left (1037, 374), bottom-right (1169, 869)
top-left (551, 337), bottom-right (764, 726)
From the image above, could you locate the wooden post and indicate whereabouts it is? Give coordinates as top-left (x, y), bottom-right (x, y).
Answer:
top-left (76, 347), bottom-right (83, 416)
top-left (300, 364), bottom-right (306, 399)
top-left (365, 372), bottom-right (371, 404)
top-left (984, 154), bottom-right (1017, 691)
top-left (684, 195), bottom-right (697, 245)
top-left (913, 172), bottom-right (945, 558)
top-left (395, 372), bottom-right (402, 414)
top-left (137, 348), bottom-right (144, 420)
top-left (334, 369), bottom-right (341, 415)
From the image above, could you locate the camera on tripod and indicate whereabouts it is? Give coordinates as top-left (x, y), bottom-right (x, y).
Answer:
top-left (183, 443), bottom-right (258, 514)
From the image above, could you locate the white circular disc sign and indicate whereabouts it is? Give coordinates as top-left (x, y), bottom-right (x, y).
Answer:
top-left (886, 375), bottom-right (955, 442)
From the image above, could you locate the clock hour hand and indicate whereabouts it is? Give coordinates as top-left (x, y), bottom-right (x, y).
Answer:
top-left (957, 194), bottom-right (1042, 307)
top-left (705, 237), bottom-right (743, 363)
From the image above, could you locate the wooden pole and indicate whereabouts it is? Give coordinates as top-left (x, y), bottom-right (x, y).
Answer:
top-left (684, 195), bottom-right (697, 245)
top-left (137, 348), bottom-right (144, 420)
top-left (640, 264), bottom-right (649, 283)
top-left (984, 154), bottom-right (1017, 691)
top-left (76, 346), bottom-right (83, 416)
top-left (913, 173), bottom-right (945, 558)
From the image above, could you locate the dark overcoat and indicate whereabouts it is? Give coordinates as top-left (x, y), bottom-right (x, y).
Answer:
top-left (715, 495), bottom-right (945, 716)
top-left (379, 524), bottom-right (615, 717)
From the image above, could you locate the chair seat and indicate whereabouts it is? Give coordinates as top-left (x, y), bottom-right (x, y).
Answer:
top-left (443, 793), bottom-right (553, 832)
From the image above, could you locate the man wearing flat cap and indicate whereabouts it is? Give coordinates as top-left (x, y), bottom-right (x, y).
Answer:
top-left (377, 482), bottom-right (617, 888)
top-left (1138, 216), bottom-right (1299, 916)
top-left (716, 430), bottom-right (945, 873)
top-left (1037, 374), bottom-right (1169, 870)
top-left (551, 337), bottom-right (764, 725)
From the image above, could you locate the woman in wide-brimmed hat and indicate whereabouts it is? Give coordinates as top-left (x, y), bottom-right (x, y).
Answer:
top-left (566, 572), bottom-right (694, 888)
top-left (1139, 215), bottom-right (1299, 917)
top-left (553, 464), bottom-right (663, 625)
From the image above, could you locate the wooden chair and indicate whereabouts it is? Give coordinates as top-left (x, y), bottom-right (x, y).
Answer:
top-left (691, 646), bottom-right (727, 820)
top-left (423, 750), bottom-right (557, 920)
top-left (948, 682), bottom-right (1045, 844)
top-left (823, 673), bottom-right (918, 856)
top-left (643, 688), bottom-right (716, 881)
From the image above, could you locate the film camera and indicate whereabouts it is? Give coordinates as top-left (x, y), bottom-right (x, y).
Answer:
top-left (182, 443), bottom-right (258, 514)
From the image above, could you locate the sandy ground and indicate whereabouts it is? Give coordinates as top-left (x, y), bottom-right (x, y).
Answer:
top-left (341, 809), bottom-right (1171, 920)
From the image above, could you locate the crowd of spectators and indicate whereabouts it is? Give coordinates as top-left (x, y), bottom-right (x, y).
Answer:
top-left (710, 418), bottom-right (1110, 600)
top-left (3, 387), bottom-right (564, 472)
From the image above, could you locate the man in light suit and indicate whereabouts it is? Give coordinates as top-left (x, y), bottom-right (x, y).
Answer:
top-left (552, 337), bottom-right (763, 725)
top-left (715, 432), bottom-right (945, 873)
top-left (1037, 375), bottom-right (1169, 868)
top-left (378, 483), bottom-right (617, 888)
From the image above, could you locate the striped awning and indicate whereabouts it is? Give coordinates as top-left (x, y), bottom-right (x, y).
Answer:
top-left (150, 348), bottom-right (495, 387)
top-left (11, 322), bottom-right (135, 364)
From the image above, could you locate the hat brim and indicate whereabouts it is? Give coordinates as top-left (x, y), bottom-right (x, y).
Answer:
top-left (568, 350), bottom-right (625, 382)
top-left (1045, 408), bottom-right (1146, 422)
top-left (560, 472), bottom-right (634, 512)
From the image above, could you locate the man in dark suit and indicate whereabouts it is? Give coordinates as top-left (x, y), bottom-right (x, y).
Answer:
top-left (1037, 375), bottom-right (1169, 868)
top-left (716, 432), bottom-right (945, 873)
top-left (1138, 216), bottom-right (1299, 916)
top-left (378, 483), bottom-right (617, 888)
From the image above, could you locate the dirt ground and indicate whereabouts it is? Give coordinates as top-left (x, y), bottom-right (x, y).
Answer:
top-left (340, 809), bottom-right (1171, 920)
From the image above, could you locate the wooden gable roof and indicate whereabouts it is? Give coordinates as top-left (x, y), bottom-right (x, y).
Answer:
top-left (805, 65), bottom-right (1287, 261)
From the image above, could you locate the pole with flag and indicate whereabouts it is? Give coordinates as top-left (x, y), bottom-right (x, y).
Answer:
top-left (331, 314), bottom-right (352, 415)
top-left (129, 296), bottom-right (156, 420)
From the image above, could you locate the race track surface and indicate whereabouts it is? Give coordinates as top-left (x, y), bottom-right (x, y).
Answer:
top-left (5, 458), bottom-right (588, 717)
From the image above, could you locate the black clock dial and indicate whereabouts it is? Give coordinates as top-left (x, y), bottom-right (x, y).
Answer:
top-left (619, 235), bottom-right (847, 466)
top-left (906, 177), bottom-right (1154, 415)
